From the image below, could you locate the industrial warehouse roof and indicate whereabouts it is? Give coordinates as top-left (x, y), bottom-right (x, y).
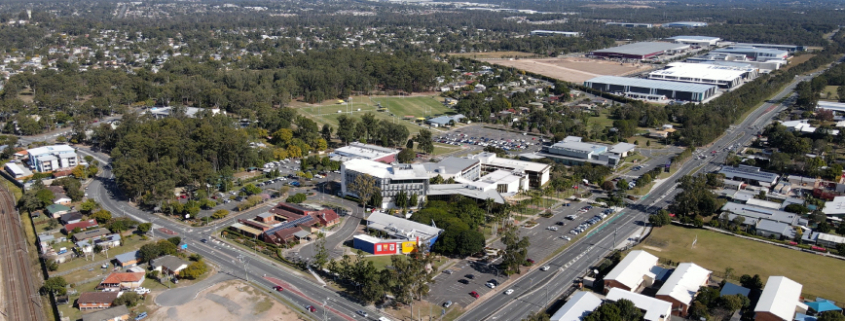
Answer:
top-left (549, 291), bottom-right (603, 321)
top-left (592, 42), bottom-right (689, 56)
top-left (755, 276), bottom-right (803, 321)
top-left (366, 212), bottom-right (442, 240)
top-left (585, 76), bottom-right (718, 93)
top-left (663, 21), bottom-right (708, 27)
top-left (649, 63), bottom-right (751, 82)
top-left (656, 263), bottom-right (711, 305)
top-left (604, 250), bottom-right (659, 291)
top-left (668, 35), bottom-right (721, 42)
top-left (718, 165), bottom-right (780, 183)
top-left (714, 47), bottom-right (789, 57)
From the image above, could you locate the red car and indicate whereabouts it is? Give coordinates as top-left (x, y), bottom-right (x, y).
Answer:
top-left (306, 305), bottom-right (317, 312)
top-left (273, 286), bottom-right (284, 292)
top-left (470, 291), bottom-right (480, 298)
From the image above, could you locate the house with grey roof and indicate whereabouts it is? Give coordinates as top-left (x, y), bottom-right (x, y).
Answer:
top-left (755, 220), bottom-right (796, 240)
top-left (151, 255), bottom-right (189, 276)
top-left (719, 165), bottom-right (780, 187)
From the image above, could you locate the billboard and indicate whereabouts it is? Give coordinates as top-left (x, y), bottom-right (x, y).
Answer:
top-left (401, 241), bottom-right (417, 254)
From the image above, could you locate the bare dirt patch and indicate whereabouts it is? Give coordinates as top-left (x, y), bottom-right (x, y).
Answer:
top-left (148, 280), bottom-right (307, 321)
top-left (481, 57), bottom-right (655, 83)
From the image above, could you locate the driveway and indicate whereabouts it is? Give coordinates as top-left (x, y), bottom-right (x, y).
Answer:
top-left (154, 273), bottom-right (235, 307)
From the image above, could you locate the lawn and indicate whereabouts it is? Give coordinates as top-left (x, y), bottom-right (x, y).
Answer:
top-left (1, 178), bottom-right (23, 200)
top-left (297, 95), bottom-right (453, 138)
top-left (821, 85), bottom-right (840, 101)
top-left (432, 142), bottom-right (462, 156)
top-left (635, 224), bottom-right (845, 303)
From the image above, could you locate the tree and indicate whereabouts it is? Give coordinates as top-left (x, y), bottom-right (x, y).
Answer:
top-left (91, 209), bottom-right (112, 224)
top-left (649, 210), bottom-right (672, 227)
top-left (739, 274), bottom-right (763, 290)
top-left (35, 189), bottom-right (55, 206)
top-left (409, 193), bottom-right (419, 207)
top-left (316, 138), bottom-right (328, 151)
top-left (601, 181), bottom-right (615, 192)
top-left (321, 124), bottom-right (333, 142)
top-left (415, 129), bottom-right (434, 154)
top-left (836, 243), bottom-right (845, 256)
top-left (819, 311), bottom-right (845, 321)
top-left (616, 179), bottom-right (629, 191)
top-left (313, 235), bottom-right (329, 269)
top-left (406, 139), bottom-right (414, 149)
top-left (501, 225), bottom-right (530, 275)
top-left (398, 148), bottom-right (415, 163)
top-left (167, 237), bottom-right (182, 246)
top-left (137, 223), bottom-right (152, 234)
top-left (42, 276), bottom-right (68, 295)
top-left (46, 259), bottom-right (59, 271)
top-left (243, 184), bottom-right (262, 195)
top-left (180, 261), bottom-right (209, 279)
top-left (71, 165), bottom-right (87, 179)
top-left (396, 190), bottom-right (408, 209)
top-left (456, 230), bottom-right (485, 256)
top-left (271, 128), bottom-right (293, 146)
top-left (114, 292), bottom-right (141, 307)
top-left (212, 209), bottom-right (230, 219)
top-left (688, 301), bottom-right (709, 321)
top-left (390, 245), bottom-right (436, 305)
top-left (80, 199), bottom-right (98, 213)
top-left (349, 174), bottom-right (378, 209)
top-left (718, 294), bottom-right (746, 314)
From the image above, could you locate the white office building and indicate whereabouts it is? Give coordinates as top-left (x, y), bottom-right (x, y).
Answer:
top-left (330, 142), bottom-right (400, 163)
top-left (341, 159), bottom-right (429, 209)
top-left (539, 136), bottom-right (636, 167)
top-left (648, 62), bottom-right (757, 89)
top-left (467, 152), bottom-right (551, 188)
top-left (27, 145), bottom-right (78, 172)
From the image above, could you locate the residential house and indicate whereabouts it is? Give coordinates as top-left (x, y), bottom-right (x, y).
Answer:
top-left (64, 219), bottom-right (99, 233)
top-left (606, 288), bottom-right (673, 321)
top-left (114, 250), bottom-right (139, 267)
top-left (77, 291), bottom-right (119, 310)
top-left (97, 272), bottom-right (145, 290)
top-left (76, 233), bottom-right (121, 254)
top-left (60, 212), bottom-right (84, 225)
top-left (655, 263), bottom-right (712, 316)
top-left (46, 204), bottom-right (72, 218)
top-left (72, 228), bottom-right (111, 242)
top-left (151, 255), bottom-right (189, 276)
top-left (53, 193), bottom-right (72, 205)
top-left (603, 250), bottom-right (659, 293)
top-left (81, 305), bottom-right (130, 321)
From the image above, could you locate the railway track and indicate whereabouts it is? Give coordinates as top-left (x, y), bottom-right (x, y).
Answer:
top-left (0, 186), bottom-right (46, 321)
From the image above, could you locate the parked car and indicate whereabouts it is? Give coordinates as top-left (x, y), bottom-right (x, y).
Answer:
top-left (465, 274), bottom-right (475, 279)
top-left (485, 282), bottom-right (496, 289)
top-left (458, 279), bottom-right (470, 284)
top-left (135, 312), bottom-right (148, 321)
top-left (470, 291), bottom-right (480, 298)
top-left (443, 301), bottom-right (453, 308)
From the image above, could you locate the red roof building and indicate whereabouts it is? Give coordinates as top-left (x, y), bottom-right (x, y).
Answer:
top-left (269, 203), bottom-right (340, 228)
top-left (77, 292), bottom-right (119, 310)
top-left (98, 272), bottom-right (145, 290)
top-left (64, 219), bottom-right (99, 233)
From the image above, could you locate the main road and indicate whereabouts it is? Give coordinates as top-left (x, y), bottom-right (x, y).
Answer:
top-left (458, 73), bottom-right (816, 321)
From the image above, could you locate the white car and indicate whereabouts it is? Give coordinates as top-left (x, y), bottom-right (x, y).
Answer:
top-left (134, 288), bottom-right (150, 294)
top-left (485, 282), bottom-right (496, 289)
top-left (540, 265), bottom-right (550, 271)
top-left (505, 289), bottom-right (514, 295)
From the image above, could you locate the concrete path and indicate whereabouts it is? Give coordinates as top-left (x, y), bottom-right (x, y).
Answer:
top-left (154, 272), bottom-right (235, 307)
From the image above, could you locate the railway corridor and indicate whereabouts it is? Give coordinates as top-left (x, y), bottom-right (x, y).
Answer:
top-left (0, 186), bottom-right (47, 321)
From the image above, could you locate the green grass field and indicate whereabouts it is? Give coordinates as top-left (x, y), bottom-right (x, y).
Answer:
top-left (821, 85), bottom-right (840, 101)
top-left (635, 224), bottom-right (845, 303)
top-left (297, 96), bottom-right (455, 137)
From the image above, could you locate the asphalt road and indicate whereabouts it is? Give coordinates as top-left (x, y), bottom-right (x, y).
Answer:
top-left (457, 73), bottom-right (813, 321)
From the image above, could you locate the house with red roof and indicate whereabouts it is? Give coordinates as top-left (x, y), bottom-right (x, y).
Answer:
top-left (97, 272), bottom-right (145, 290)
top-left (63, 219), bottom-right (99, 233)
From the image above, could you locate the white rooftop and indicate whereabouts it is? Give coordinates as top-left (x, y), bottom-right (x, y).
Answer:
top-left (343, 159), bottom-right (428, 180)
top-left (331, 142), bottom-right (399, 161)
top-left (366, 212), bottom-right (442, 240)
top-left (822, 196), bottom-right (845, 216)
top-left (27, 145), bottom-right (75, 156)
top-left (656, 263), bottom-right (711, 305)
top-left (606, 288), bottom-right (673, 321)
top-left (550, 291), bottom-right (603, 321)
top-left (817, 232), bottom-right (845, 245)
top-left (755, 276), bottom-right (802, 321)
top-left (604, 250), bottom-right (659, 291)
top-left (469, 152), bottom-right (550, 173)
top-left (427, 184), bottom-right (506, 204)
top-left (649, 62), bottom-right (750, 82)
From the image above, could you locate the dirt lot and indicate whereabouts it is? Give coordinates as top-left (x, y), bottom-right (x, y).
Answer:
top-left (482, 57), bottom-right (654, 83)
top-left (149, 280), bottom-right (307, 321)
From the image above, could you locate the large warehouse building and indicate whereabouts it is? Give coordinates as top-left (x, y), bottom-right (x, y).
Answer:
top-left (606, 22), bottom-right (653, 28)
top-left (591, 42), bottom-right (690, 60)
top-left (662, 21), bottom-right (708, 28)
top-left (667, 35), bottom-right (721, 47)
top-left (584, 76), bottom-right (718, 102)
top-left (712, 47), bottom-right (789, 61)
top-left (733, 43), bottom-right (805, 53)
top-left (647, 62), bottom-right (757, 89)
